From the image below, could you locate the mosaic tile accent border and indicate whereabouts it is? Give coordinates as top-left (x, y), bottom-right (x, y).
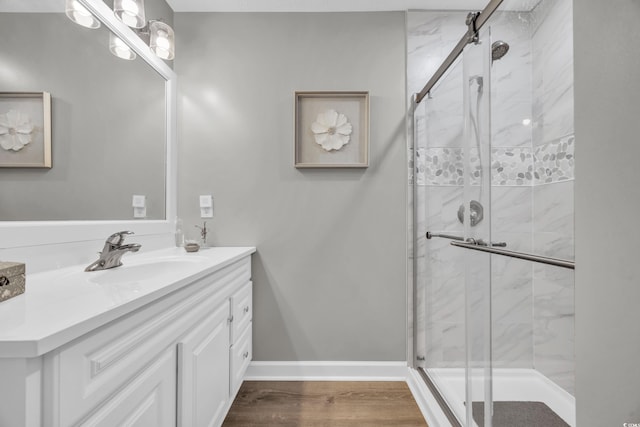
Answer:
top-left (410, 134), bottom-right (574, 187)
top-left (492, 147), bottom-right (535, 186)
top-left (416, 147), bottom-right (468, 186)
top-left (534, 134), bottom-right (575, 184)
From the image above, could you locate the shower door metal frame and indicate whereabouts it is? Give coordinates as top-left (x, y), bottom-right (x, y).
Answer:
top-left (415, 0), bottom-right (504, 104)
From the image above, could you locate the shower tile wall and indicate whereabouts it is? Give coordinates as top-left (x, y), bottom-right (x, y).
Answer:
top-left (409, 0), bottom-right (574, 394)
top-left (531, 0), bottom-right (574, 394)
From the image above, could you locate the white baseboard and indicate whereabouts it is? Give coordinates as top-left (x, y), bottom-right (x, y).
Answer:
top-left (245, 361), bottom-right (410, 381)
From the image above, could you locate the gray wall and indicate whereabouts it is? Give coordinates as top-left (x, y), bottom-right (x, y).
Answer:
top-left (0, 13), bottom-right (166, 220)
top-left (574, 0), bottom-right (640, 425)
top-left (175, 12), bottom-right (407, 361)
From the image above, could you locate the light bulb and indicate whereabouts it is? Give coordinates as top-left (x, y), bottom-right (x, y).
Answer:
top-left (114, 0), bottom-right (146, 28)
top-left (109, 33), bottom-right (137, 60)
top-left (149, 21), bottom-right (175, 60)
top-left (121, 0), bottom-right (139, 15)
top-left (65, 0), bottom-right (101, 29)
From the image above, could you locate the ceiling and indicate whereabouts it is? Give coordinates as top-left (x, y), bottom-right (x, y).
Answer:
top-left (166, 0), bottom-right (487, 12)
top-left (0, 0), bottom-right (541, 13)
top-left (166, 0), bottom-right (540, 12)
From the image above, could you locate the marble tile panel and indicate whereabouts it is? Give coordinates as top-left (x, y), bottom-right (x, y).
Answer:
top-left (533, 264), bottom-right (575, 394)
top-left (533, 180), bottom-right (574, 259)
top-left (533, 179), bottom-right (573, 231)
top-left (492, 322), bottom-right (534, 368)
top-left (531, 0), bottom-right (574, 146)
top-left (489, 12), bottom-right (533, 148)
top-left (427, 258), bottom-right (465, 324)
top-left (407, 12), bottom-right (467, 96)
top-left (533, 232), bottom-right (574, 262)
top-left (491, 97), bottom-right (533, 148)
top-left (425, 67), bottom-right (465, 149)
top-left (491, 255), bottom-right (534, 325)
top-left (493, 331), bottom-right (534, 369)
top-left (422, 185), bottom-right (465, 233)
top-left (426, 322), bottom-right (466, 368)
top-left (491, 186), bottom-right (533, 233)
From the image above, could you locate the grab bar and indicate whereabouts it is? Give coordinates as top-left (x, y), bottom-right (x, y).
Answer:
top-left (426, 232), bottom-right (507, 247)
top-left (450, 241), bottom-right (575, 270)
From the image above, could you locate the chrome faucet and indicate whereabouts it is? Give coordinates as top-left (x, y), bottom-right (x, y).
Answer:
top-left (85, 231), bottom-right (142, 272)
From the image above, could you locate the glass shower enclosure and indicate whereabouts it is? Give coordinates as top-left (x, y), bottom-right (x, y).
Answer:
top-left (410, 0), bottom-right (575, 425)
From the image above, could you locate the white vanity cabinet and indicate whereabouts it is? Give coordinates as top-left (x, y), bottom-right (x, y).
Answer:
top-left (0, 247), bottom-right (255, 427)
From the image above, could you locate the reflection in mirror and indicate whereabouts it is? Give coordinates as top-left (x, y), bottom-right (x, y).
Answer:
top-left (0, 5), bottom-right (166, 221)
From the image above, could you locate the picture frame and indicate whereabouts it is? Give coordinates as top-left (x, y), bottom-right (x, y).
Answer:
top-left (294, 91), bottom-right (369, 168)
top-left (0, 92), bottom-right (52, 168)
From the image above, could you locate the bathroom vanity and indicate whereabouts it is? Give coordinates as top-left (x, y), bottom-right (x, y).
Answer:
top-left (0, 247), bottom-right (255, 427)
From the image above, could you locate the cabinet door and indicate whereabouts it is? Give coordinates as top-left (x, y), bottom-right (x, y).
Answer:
top-left (78, 347), bottom-right (177, 427)
top-left (178, 299), bottom-right (231, 427)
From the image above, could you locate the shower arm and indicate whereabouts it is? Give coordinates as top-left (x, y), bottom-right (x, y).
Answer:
top-left (425, 231), bottom-right (507, 248)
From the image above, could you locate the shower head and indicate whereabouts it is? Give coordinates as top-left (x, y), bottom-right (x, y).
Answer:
top-left (491, 40), bottom-right (510, 61)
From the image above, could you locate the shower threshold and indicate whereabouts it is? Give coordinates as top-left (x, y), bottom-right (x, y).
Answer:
top-left (422, 368), bottom-right (575, 427)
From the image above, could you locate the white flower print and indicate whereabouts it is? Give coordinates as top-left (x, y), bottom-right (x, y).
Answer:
top-left (0, 110), bottom-right (35, 152)
top-left (310, 109), bottom-right (353, 151)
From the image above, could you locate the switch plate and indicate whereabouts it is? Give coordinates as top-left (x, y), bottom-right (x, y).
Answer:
top-left (200, 195), bottom-right (213, 218)
top-left (132, 195), bottom-right (146, 218)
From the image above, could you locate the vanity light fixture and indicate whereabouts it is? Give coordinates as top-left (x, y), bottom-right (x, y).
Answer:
top-left (148, 20), bottom-right (175, 60)
top-left (109, 33), bottom-right (137, 60)
top-left (65, 0), bottom-right (101, 29)
top-left (113, 0), bottom-right (146, 29)
top-left (107, 20), bottom-right (176, 62)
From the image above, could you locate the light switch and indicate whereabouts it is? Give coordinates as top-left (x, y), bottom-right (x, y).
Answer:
top-left (200, 195), bottom-right (213, 218)
top-left (132, 195), bottom-right (146, 218)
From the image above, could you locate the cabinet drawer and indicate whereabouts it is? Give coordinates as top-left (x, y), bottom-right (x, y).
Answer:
top-left (230, 281), bottom-right (252, 344)
top-left (229, 323), bottom-right (252, 397)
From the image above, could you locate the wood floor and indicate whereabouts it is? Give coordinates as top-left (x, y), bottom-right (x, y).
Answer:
top-left (222, 381), bottom-right (429, 427)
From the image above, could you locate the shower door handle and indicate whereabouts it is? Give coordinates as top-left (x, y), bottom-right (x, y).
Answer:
top-left (426, 231), bottom-right (507, 247)
top-left (425, 232), bottom-right (465, 242)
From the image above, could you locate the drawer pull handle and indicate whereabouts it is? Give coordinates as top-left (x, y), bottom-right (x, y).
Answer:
top-left (228, 315), bottom-right (234, 323)
top-left (243, 351), bottom-right (249, 359)
top-left (244, 306), bottom-right (250, 313)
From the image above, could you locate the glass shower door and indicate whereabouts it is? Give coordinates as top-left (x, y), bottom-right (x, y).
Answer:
top-left (461, 26), bottom-right (494, 427)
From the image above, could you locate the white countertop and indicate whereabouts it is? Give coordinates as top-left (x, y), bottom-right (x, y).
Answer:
top-left (0, 246), bottom-right (255, 358)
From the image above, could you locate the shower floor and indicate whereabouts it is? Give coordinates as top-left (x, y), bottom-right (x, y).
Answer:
top-left (472, 401), bottom-right (569, 427)
top-left (426, 368), bottom-right (575, 427)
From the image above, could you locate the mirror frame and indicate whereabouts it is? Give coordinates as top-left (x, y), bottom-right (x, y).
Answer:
top-left (0, 0), bottom-right (177, 248)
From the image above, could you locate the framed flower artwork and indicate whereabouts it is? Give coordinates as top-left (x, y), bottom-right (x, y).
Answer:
top-left (294, 91), bottom-right (369, 168)
top-left (0, 92), bottom-right (52, 168)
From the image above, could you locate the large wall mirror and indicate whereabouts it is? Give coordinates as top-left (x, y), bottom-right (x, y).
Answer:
top-left (0, 0), bottom-right (176, 247)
